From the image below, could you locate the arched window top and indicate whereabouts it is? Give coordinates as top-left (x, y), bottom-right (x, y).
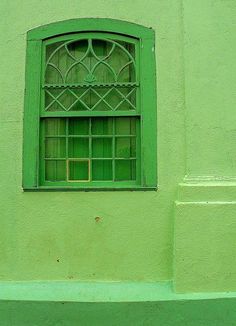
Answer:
top-left (43, 31), bottom-right (138, 112)
top-left (45, 33), bottom-right (137, 85)
top-left (27, 18), bottom-right (154, 41)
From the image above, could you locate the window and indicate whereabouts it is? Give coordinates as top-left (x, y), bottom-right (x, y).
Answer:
top-left (23, 19), bottom-right (156, 190)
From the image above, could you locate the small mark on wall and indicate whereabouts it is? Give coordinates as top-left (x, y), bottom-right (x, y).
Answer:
top-left (95, 216), bottom-right (102, 222)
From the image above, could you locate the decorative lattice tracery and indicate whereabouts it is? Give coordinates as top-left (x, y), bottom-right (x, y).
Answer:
top-left (44, 38), bottom-right (138, 112)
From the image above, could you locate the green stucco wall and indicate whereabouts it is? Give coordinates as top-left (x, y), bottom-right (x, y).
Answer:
top-left (184, 1), bottom-right (236, 177)
top-left (174, 0), bottom-right (236, 293)
top-left (1, 0), bottom-right (236, 324)
top-left (1, 0), bottom-right (185, 282)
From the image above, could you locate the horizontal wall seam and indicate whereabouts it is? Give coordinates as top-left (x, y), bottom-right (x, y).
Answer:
top-left (175, 201), bottom-right (236, 205)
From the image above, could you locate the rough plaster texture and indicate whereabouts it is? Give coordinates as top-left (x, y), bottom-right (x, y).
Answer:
top-left (173, 0), bottom-right (236, 293)
top-left (0, 0), bottom-right (184, 282)
top-left (0, 0), bottom-right (236, 299)
top-left (184, 0), bottom-right (236, 177)
top-left (175, 202), bottom-right (236, 293)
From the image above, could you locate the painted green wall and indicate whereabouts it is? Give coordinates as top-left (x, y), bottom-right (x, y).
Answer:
top-left (174, 0), bottom-right (236, 293)
top-left (0, 0), bottom-right (236, 296)
top-left (184, 0), bottom-right (236, 177)
top-left (0, 0), bottom-right (184, 282)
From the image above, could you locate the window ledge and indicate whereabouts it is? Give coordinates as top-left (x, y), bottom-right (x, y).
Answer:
top-left (0, 281), bottom-right (235, 302)
top-left (23, 186), bottom-right (158, 192)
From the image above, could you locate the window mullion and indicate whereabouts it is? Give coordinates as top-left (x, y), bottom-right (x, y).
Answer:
top-left (66, 118), bottom-right (69, 181)
top-left (112, 117), bottom-right (115, 182)
top-left (89, 117), bottom-right (92, 181)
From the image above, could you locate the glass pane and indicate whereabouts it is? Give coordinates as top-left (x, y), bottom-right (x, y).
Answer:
top-left (46, 42), bottom-right (64, 62)
top-left (92, 39), bottom-right (113, 59)
top-left (91, 101), bottom-right (112, 111)
top-left (65, 89), bottom-right (91, 111)
top-left (68, 160), bottom-right (89, 181)
top-left (99, 87), bottom-right (121, 110)
top-left (115, 160), bottom-right (136, 181)
top-left (80, 88), bottom-right (101, 110)
top-left (45, 118), bottom-right (66, 136)
top-left (55, 89), bottom-right (76, 111)
top-left (115, 137), bottom-right (136, 158)
top-left (92, 160), bottom-right (113, 181)
top-left (45, 138), bottom-right (66, 158)
top-left (68, 138), bottom-right (89, 158)
top-left (67, 39), bottom-right (88, 62)
top-left (107, 42), bottom-right (135, 82)
top-left (115, 117), bottom-right (136, 135)
top-left (92, 117), bottom-right (113, 135)
top-left (69, 118), bottom-right (89, 135)
top-left (45, 44), bottom-right (74, 84)
top-left (45, 160), bottom-right (66, 181)
top-left (92, 138), bottom-right (112, 158)
top-left (45, 89), bottom-right (74, 111)
top-left (93, 63), bottom-right (115, 84)
top-left (115, 88), bottom-right (136, 111)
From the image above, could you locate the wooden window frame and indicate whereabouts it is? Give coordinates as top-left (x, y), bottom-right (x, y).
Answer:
top-left (23, 18), bottom-right (157, 191)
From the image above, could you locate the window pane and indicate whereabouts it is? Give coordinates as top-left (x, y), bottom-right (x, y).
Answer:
top-left (67, 39), bottom-right (88, 59)
top-left (45, 89), bottom-right (82, 111)
top-left (68, 160), bottom-right (89, 181)
top-left (80, 88), bottom-right (103, 110)
top-left (107, 41), bottom-right (135, 82)
top-left (92, 138), bottom-right (112, 158)
top-left (45, 138), bottom-right (66, 158)
top-left (115, 88), bottom-right (136, 111)
top-left (45, 43), bottom-right (73, 83)
top-left (115, 137), bottom-right (136, 158)
top-left (66, 40), bottom-right (88, 82)
top-left (92, 160), bottom-right (112, 180)
top-left (45, 118), bottom-right (66, 136)
top-left (91, 117), bottom-right (113, 135)
top-left (68, 118), bottom-right (89, 135)
top-left (115, 117), bottom-right (136, 135)
top-left (115, 160), bottom-right (136, 181)
top-left (68, 138), bottom-right (89, 158)
top-left (45, 160), bottom-right (66, 181)
top-left (42, 116), bottom-right (139, 184)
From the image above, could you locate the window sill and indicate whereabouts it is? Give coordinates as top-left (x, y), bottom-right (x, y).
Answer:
top-left (23, 186), bottom-right (157, 192)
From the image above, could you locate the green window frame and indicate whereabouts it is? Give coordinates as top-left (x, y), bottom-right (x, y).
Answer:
top-left (23, 19), bottom-right (157, 190)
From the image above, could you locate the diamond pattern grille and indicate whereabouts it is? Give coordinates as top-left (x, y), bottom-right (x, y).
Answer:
top-left (45, 86), bottom-right (136, 111)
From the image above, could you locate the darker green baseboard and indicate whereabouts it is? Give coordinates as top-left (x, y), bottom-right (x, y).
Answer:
top-left (0, 281), bottom-right (236, 325)
top-left (1, 298), bottom-right (236, 326)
